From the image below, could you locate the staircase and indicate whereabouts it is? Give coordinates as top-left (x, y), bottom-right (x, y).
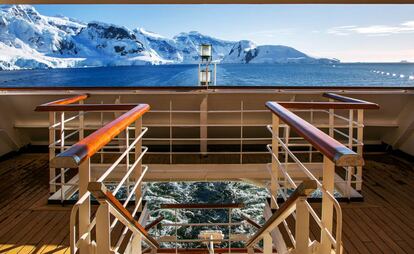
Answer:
top-left (34, 93), bottom-right (378, 253)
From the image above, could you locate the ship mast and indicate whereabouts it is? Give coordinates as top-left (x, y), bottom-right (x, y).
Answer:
top-left (198, 43), bottom-right (217, 87)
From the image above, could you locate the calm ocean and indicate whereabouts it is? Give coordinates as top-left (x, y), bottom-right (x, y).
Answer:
top-left (0, 63), bottom-right (413, 87)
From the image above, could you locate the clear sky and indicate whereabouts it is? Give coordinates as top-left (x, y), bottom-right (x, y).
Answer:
top-left (33, 4), bottom-right (414, 62)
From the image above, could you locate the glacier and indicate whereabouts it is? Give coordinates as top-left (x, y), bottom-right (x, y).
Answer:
top-left (0, 5), bottom-right (339, 70)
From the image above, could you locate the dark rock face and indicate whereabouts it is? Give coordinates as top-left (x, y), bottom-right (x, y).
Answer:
top-left (87, 23), bottom-right (136, 40)
top-left (245, 48), bottom-right (258, 63)
top-left (27, 34), bottom-right (47, 49)
top-left (114, 46), bottom-right (125, 53)
top-left (57, 40), bottom-right (78, 55)
top-left (147, 37), bottom-right (176, 54)
top-left (113, 46), bottom-right (143, 56)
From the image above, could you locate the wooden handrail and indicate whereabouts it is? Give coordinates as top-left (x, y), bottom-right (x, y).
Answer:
top-left (36, 101), bottom-right (376, 112)
top-left (246, 180), bottom-right (317, 248)
top-left (145, 216), bottom-right (165, 230)
top-left (323, 92), bottom-right (380, 109)
top-left (241, 214), bottom-right (261, 229)
top-left (160, 203), bottom-right (244, 209)
top-left (35, 103), bottom-right (138, 112)
top-left (277, 101), bottom-right (378, 110)
top-left (35, 94), bottom-right (89, 110)
top-left (88, 182), bottom-right (159, 249)
top-left (266, 101), bottom-right (364, 167)
top-left (50, 104), bottom-right (149, 168)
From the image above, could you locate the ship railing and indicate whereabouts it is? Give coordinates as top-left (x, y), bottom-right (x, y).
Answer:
top-left (35, 94), bottom-right (89, 195)
top-left (48, 103), bottom-right (154, 254)
top-left (36, 93), bottom-right (377, 201)
top-left (247, 101), bottom-right (366, 254)
top-left (322, 92), bottom-right (379, 191)
top-left (139, 95), bottom-right (376, 169)
top-left (153, 203), bottom-right (257, 252)
top-left (36, 96), bottom-right (147, 203)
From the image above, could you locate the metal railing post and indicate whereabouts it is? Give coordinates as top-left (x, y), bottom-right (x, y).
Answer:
top-left (79, 158), bottom-right (91, 253)
top-left (228, 208), bottom-right (232, 252)
top-left (294, 197), bottom-right (310, 254)
top-left (131, 233), bottom-right (143, 254)
top-left (135, 118), bottom-right (143, 212)
top-left (347, 110), bottom-right (354, 198)
top-left (200, 95), bottom-right (208, 156)
top-left (240, 101), bottom-right (244, 164)
top-left (356, 109), bottom-right (364, 191)
top-left (169, 100), bottom-right (173, 164)
top-left (329, 99), bottom-right (334, 137)
top-left (60, 112), bottom-right (66, 203)
top-left (126, 127), bottom-right (130, 198)
top-left (263, 233), bottom-right (273, 254)
top-left (49, 112), bottom-right (56, 193)
top-left (271, 114), bottom-right (280, 209)
top-left (320, 156), bottom-right (335, 254)
top-left (79, 100), bottom-right (84, 140)
top-left (96, 202), bottom-right (112, 254)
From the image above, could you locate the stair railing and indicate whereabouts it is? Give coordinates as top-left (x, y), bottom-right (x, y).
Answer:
top-left (246, 180), bottom-right (317, 253)
top-left (50, 103), bottom-right (153, 254)
top-left (247, 101), bottom-right (365, 254)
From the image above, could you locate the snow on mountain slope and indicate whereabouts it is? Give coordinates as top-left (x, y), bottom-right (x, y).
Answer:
top-left (223, 42), bottom-right (339, 64)
top-left (173, 31), bottom-right (235, 63)
top-left (134, 28), bottom-right (181, 63)
top-left (221, 40), bottom-right (257, 64)
top-left (70, 22), bottom-right (166, 66)
top-left (0, 5), bottom-right (86, 70)
top-left (0, 5), bottom-right (339, 70)
top-left (0, 5), bottom-right (83, 53)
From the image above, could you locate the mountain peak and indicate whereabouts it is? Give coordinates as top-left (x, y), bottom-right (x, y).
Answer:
top-left (136, 27), bottom-right (166, 39)
top-left (0, 4), bottom-right (339, 70)
top-left (1, 4), bottom-right (42, 24)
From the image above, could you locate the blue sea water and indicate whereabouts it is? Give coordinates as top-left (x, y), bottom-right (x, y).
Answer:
top-left (0, 63), bottom-right (413, 87)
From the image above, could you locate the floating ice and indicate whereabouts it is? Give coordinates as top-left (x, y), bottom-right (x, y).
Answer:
top-left (409, 76), bottom-right (414, 80)
top-left (400, 74), bottom-right (405, 78)
top-left (392, 73), bottom-right (396, 77)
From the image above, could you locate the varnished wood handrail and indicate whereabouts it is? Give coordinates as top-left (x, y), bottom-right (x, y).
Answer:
top-left (266, 101), bottom-right (364, 167)
top-left (277, 101), bottom-right (379, 110)
top-left (36, 101), bottom-right (376, 112)
top-left (160, 203), bottom-right (244, 209)
top-left (35, 94), bottom-right (89, 110)
top-left (246, 180), bottom-right (317, 248)
top-left (241, 214), bottom-right (261, 229)
top-left (50, 103), bottom-right (150, 168)
top-left (88, 182), bottom-right (160, 249)
top-left (145, 216), bottom-right (165, 230)
top-left (35, 103), bottom-right (140, 112)
top-left (323, 92), bottom-right (380, 109)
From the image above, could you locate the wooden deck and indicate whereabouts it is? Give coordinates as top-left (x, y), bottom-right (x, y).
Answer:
top-left (0, 152), bottom-right (413, 253)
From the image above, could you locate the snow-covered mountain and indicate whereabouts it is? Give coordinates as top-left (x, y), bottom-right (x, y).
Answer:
top-left (172, 31), bottom-right (235, 63)
top-left (0, 5), bottom-right (339, 70)
top-left (0, 5), bottom-right (86, 70)
top-left (222, 40), bottom-right (338, 64)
